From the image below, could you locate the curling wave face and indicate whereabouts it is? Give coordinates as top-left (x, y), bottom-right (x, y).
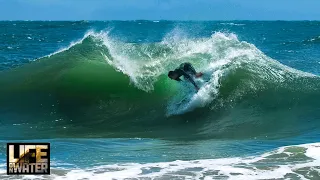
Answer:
top-left (1, 30), bottom-right (320, 140)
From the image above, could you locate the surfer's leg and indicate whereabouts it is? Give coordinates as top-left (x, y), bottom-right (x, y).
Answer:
top-left (184, 63), bottom-right (197, 75)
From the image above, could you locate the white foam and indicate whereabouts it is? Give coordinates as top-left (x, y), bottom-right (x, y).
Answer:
top-left (0, 143), bottom-right (318, 179)
top-left (24, 142), bottom-right (317, 180)
top-left (220, 23), bottom-right (246, 26)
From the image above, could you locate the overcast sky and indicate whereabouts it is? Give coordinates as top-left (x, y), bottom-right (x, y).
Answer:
top-left (1, 0), bottom-right (320, 20)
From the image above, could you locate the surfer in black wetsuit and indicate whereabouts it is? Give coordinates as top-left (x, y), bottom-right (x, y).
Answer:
top-left (168, 62), bottom-right (203, 91)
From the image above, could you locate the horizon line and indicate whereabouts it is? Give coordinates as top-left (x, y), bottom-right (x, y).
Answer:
top-left (1, 20), bottom-right (320, 22)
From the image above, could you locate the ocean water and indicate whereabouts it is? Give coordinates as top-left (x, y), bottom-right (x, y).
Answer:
top-left (0, 21), bottom-right (320, 179)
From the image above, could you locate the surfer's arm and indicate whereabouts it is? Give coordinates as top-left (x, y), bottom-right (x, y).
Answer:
top-left (181, 71), bottom-right (199, 91)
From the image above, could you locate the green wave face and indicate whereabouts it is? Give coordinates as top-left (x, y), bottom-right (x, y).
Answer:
top-left (1, 31), bottom-right (320, 140)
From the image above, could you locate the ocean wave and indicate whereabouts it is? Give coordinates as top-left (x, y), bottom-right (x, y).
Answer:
top-left (0, 30), bottom-right (320, 140)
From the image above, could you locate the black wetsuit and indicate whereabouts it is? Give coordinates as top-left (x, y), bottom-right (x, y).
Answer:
top-left (174, 63), bottom-right (199, 89)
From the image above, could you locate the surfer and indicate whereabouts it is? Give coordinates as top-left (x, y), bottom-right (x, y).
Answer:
top-left (168, 62), bottom-right (203, 91)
